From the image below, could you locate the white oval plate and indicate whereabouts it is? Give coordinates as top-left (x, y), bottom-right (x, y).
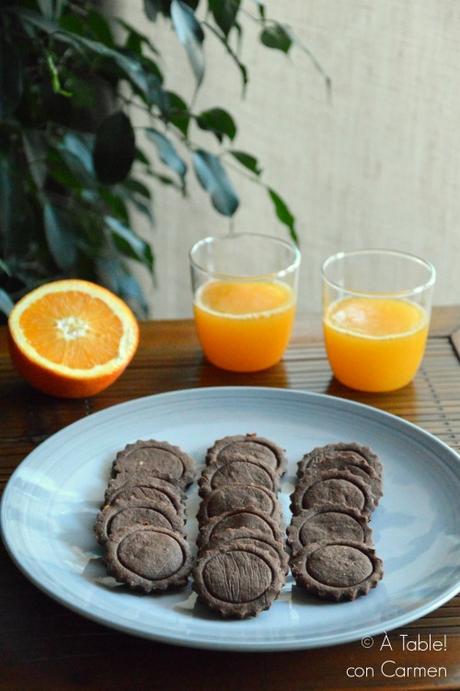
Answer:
top-left (1, 387), bottom-right (460, 651)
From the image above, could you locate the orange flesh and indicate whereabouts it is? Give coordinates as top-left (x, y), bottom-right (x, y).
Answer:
top-left (19, 290), bottom-right (124, 369)
top-left (324, 297), bottom-right (429, 392)
top-left (193, 280), bottom-right (295, 372)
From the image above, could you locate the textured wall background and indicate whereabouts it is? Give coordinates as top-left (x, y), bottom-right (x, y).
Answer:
top-left (115, 0), bottom-right (460, 317)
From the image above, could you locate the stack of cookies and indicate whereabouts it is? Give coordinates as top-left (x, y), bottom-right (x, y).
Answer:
top-left (193, 434), bottom-right (289, 618)
top-left (288, 442), bottom-right (384, 601)
top-left (95, 439), bottom-right (195, 592)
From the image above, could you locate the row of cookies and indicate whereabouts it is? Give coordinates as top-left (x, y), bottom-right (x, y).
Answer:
top-left (95, 439), bottom-right (196, 592)
top-left (288, 443), bottom-right (384, 601)
top-left (192, 434), bottom-right (289, 618)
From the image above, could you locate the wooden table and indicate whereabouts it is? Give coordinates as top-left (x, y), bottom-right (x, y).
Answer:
top-left (1, 308), bottom-right (460, 691)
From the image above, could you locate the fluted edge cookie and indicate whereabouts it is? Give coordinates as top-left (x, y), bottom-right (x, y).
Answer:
top-left (206, 433), bottom-right (287, 477)
top-left (112, 439), bottom-right (196, 489)
top-left (95, 498), bottom-right (185, 544)
top-left (197, 508), bottom-right (284, 548)
top-left (193, 540), bottom-right (285, 618)
top-left (198, 458), bottom-right (280, 496)
top-left (297, 452), bottom-right (382, 508)
top-left (286, 505), bottom-right (373, 555)
top-left (299, 442), bottom-right (382, 479)
top-left (291, 541), bottom-right (383, 601)
top-left (105, 525), bottom-right (192, 592)
top-left (200, 527), bottom-right (289, 573)
top-left (290, 468), bottom-right (374, 518)
top-left (104, 476), bottom-right (185, 516)
top-left (197, 484), bottom-right (282, 525)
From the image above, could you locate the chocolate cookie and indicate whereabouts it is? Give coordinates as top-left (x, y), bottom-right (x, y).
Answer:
top-left (206, 434), bottom-right (287, 477)
top-left (193, 541), bottom-right (285, 618)
top-left (290, 541), bottom-right (383, 601)
top-left (198, 509), bottom-right (283, 548)
top-left (105, 525), bottom-right (192, 592)
top-left (290, 469), bottom-right (374, 518)
top-left (95, 499), bottom-right (184, 544)
top-left (287, 506), bottom-right (373, 555)
top-left (197, 484), bottom-right (281, 524)
top-left (202, 528), bottom-right (289, 574)
top-left (299, 442), bottom-right (382, 479)
top-left (104, 477), bottom-right (185, 517)
top-left (297, 453), bottom-right (382, 508)
top-left (112, 440), bottom-right (196, 489)
top-left (199, 459), bottom-right (279, 496)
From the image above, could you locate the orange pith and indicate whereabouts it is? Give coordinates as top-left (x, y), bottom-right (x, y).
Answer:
top-left (8, 279), bottom-right (139, 398)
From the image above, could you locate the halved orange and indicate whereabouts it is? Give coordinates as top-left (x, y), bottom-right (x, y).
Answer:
top-left (8, 279), bottom-right (139, 398)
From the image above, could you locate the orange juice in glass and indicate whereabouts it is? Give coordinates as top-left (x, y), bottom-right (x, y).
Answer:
top-left (322, 250), bottom-right (436, 392)
top-left (190, 234), bottom-right (300, 372)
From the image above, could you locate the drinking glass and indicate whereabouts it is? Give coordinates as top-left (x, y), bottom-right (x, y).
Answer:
top-left (322, 249), bottom-right (436, 392)
top-left (190, 233), bottom-right (301, 372)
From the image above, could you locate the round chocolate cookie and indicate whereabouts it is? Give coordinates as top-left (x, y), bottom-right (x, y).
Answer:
top-left (197, 484), bottom-right (281, 524)
top-left (193, 540), bottom-right (285, 618)
top-left (287, 505), bottom-right (373, 555)
top-left (112, 440), bottom-right (196, 489)
top-left (105, 525), bottom-right (192, 592)
top-left (290, 469), bottom-right (374, 518)
top-left (299, 442), bottom-right (382, 479)
top-left (104, 477), bottom-right (185, 516)
top-left (297, 453), bottom-right (382, 508)
top-left (291, 541), bottom-right (383, 601)
top-left (95, 498), bottom-right (184, 544)
top-left (198, 459), bottom-right (279, 496)
top-left (206, 434), bottom-right (287, 477)
top-left (198, 509), bottom-right (283, 549)
top-left (202, 528), bottom-right (289, 574)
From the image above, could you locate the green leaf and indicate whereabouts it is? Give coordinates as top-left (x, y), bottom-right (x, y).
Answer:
top-left (0, 259), bottom-right (11, 276)
top-left (135, 147), bottom-right (150, 166)
top-left (93, 112), bottom-right (135, 185)
top-left (36, 0), bottom-right (54, 19)
top-left (57, 132), bottom-right (94, 187)
top-left (117, 19), bottom-right (160, 57)
top-left (165, 91), bottom-right (190, 136)
top-left (87, 9), bottom-right (114, 47)
top-left (0, 36), bottom-right (23, 119)
top-left (196, 108), bottom-right (236, 143)
top-left (230, 150), bottom-right (262, 176)
top-left (105, 216), bottom-right (154, 271)
top-left (46, 52), bottom-right (72, 97)
top-left (146, 128), bottom-right (187, 181)
top-left (171, 0), bottom-right (205, 86)
top-left (43, 203), bottom-right (78, 271)
top-left (208, 0), bottom-right (241, 38)
top-left (18, 10), bottom-right (159, 103)
top-left (260, 24), bottom-right (292, 53)
top-left (144, 0), bottom-right (160, 20)
top-left (99, 189), bottom-right (129, 224)
top-left (193, 150), bottom-right (239, 216)
top-left (267, 187), bottom-right (298, 243)
top-left (96, 257), bottom-right (149, 317)
top-left (0, 288), bottom-right (14, 317)
top-left (123, 178), bottom-right (152, 200)
top-left (204, 22), bottom-right (248, 94)
top-left (23, 130), bottom-right (48, 189)
top-left (143, 0), bottom-right (199, 20)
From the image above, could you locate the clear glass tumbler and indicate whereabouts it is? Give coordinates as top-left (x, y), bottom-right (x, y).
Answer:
top-left (322, 249), bottom-right (436, 392)
top-left (190, 233), bottom-right (301, 372)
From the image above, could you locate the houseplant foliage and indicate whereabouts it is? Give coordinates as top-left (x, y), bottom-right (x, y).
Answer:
top-left (0, 0), bottom-right (328, 316)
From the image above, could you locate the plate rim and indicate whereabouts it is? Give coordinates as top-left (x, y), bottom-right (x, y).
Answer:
top-left (1, 386), bottom-right (460, 652)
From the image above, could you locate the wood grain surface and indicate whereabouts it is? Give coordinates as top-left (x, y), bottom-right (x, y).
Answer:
top-left (1, 307), bottom-right (459, 690)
